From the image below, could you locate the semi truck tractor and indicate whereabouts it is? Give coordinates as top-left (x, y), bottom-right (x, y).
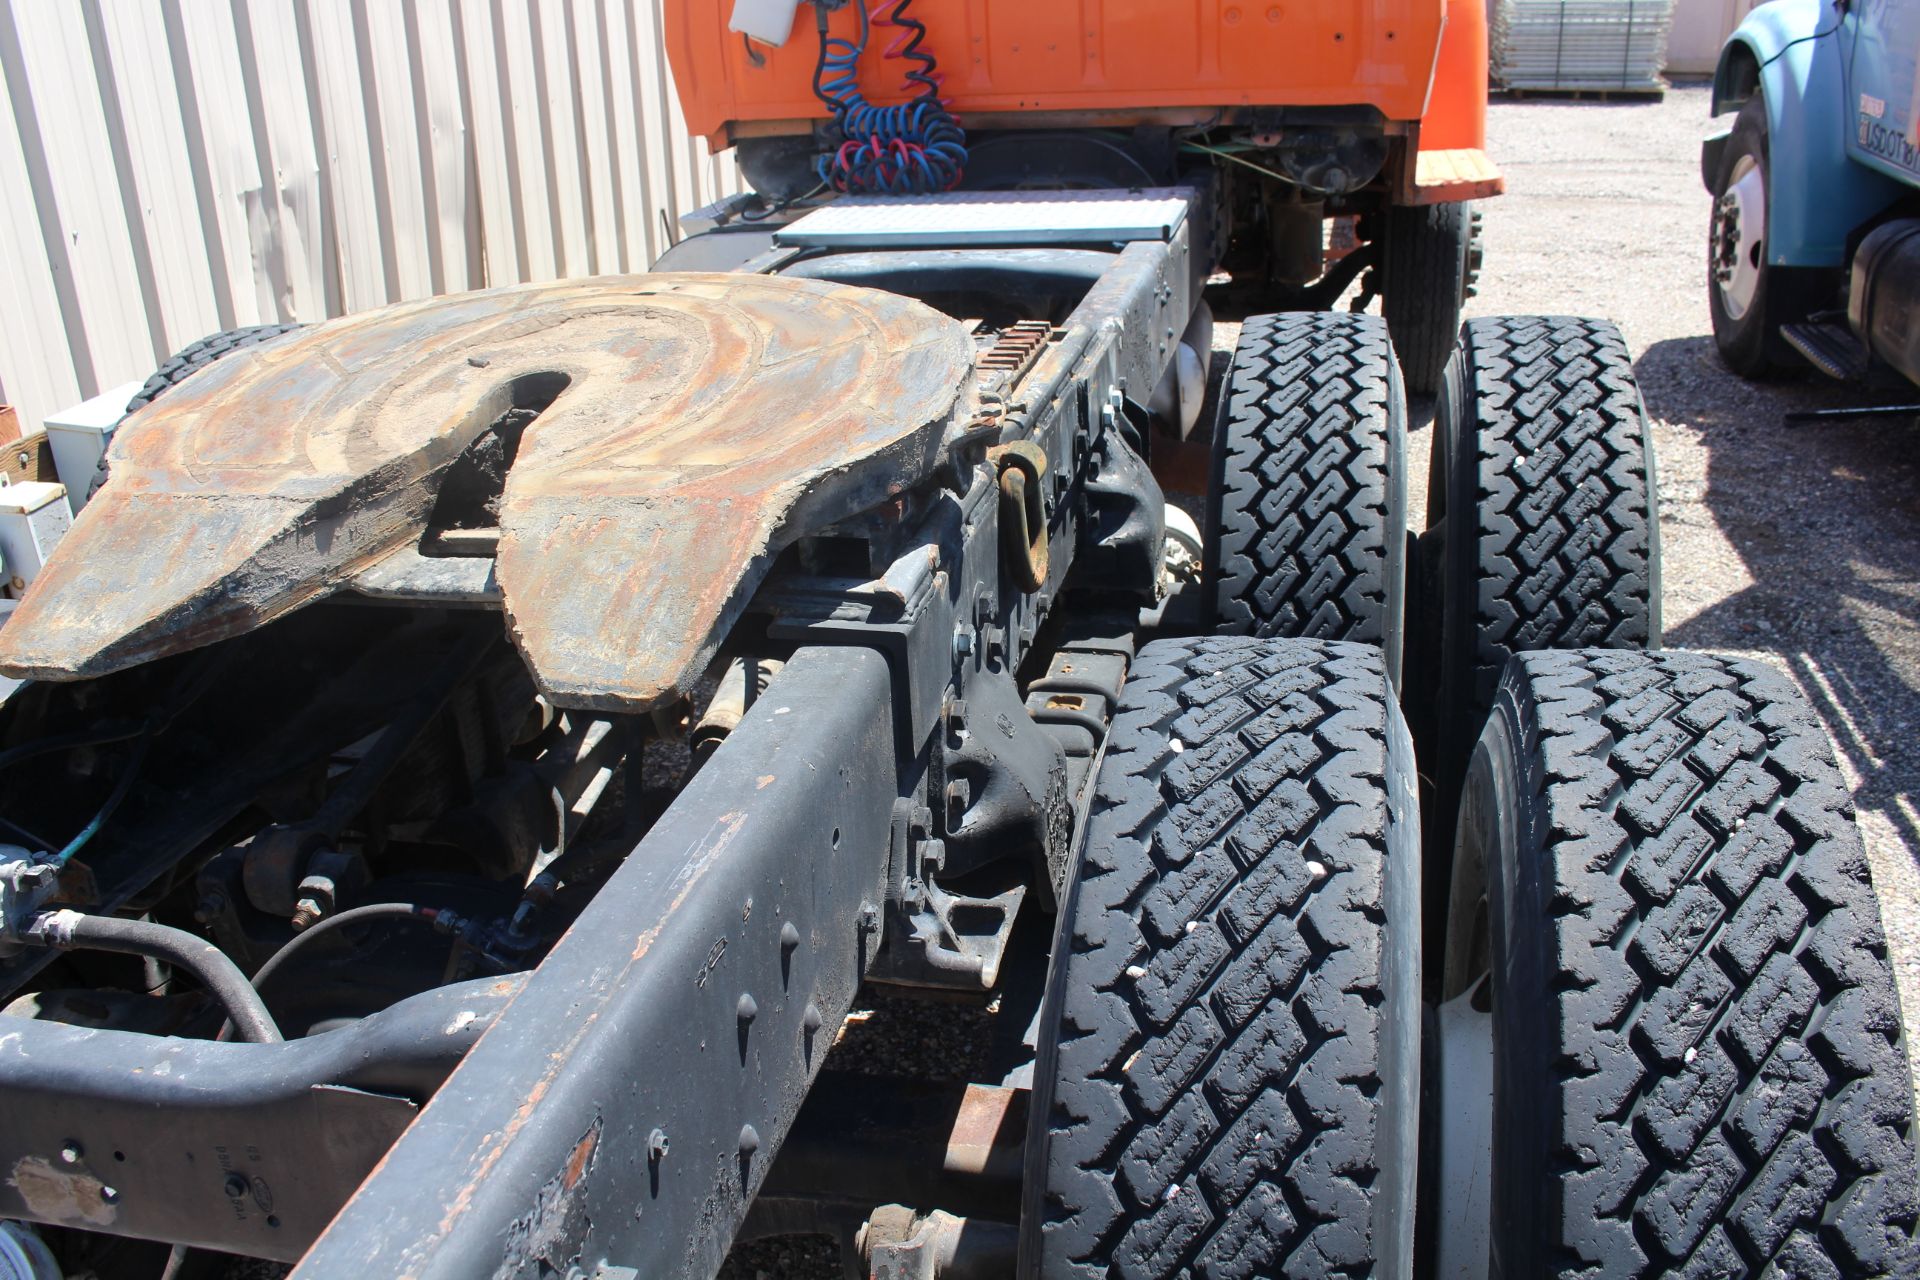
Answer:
top-left (0, 3), bottom-right (1910, 1278)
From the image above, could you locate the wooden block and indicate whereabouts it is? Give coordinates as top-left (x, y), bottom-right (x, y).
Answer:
top-left (1407, 147), bottom-right (1507, 204)
top-left (0, 406), bottom-right (19, 447)
top-left (1, 433), bottom-right (60, 488)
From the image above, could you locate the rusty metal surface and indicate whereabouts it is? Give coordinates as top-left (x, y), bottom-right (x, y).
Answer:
top-left (757, 1076), bottom-right (1027, 1219)
top-left (0, 975), bottom-right (523, 1260)
top-left (293, 645), bottom-right (898, 1279)
top-left (0, 274), bottom-right (975, 712)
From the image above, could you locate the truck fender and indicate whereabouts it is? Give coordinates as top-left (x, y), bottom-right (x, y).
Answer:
top-left (1709, 0), bottom-right (1905, 269)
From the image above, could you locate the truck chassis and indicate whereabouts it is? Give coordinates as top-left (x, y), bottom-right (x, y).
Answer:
top-left (0, 169), bottom-right (1914, 1280)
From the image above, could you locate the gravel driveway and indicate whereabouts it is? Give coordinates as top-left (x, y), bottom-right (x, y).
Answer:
top-left (726, 85), bottom-right (1920, 1274)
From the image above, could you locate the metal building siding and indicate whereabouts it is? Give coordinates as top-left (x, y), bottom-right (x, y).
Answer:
top-left (0, 0), bottom-right (742, 434)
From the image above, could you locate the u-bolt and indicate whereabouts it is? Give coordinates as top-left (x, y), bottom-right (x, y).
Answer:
top-left (988, 441), bottom-right (1048, 593)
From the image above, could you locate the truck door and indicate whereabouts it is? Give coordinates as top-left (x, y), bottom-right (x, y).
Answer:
top-left (1844, 0), bottom-right (1920, 185)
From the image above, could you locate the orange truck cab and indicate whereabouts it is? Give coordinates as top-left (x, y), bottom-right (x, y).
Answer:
top-left (664, 0), bottom-right (1500, 393)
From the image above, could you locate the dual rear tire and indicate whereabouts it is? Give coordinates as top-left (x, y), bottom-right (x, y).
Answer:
top-left (1026, 635), bottom-right (1421, 1277)
top-left (1028, 635), bottom-right (1920, 1278)
top-left (1454, 650), bottom-right (1920, 1278)
top-left (1205, 311), bottom-right (1407, 685)
top-left (1414, 315), bottom-right (1661, 885)
top-left (1026, 315), bottom-right (1918, 1277)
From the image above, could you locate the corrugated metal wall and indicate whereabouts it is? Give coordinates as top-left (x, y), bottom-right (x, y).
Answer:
top-left (0, 0), bottom-right (743, 433)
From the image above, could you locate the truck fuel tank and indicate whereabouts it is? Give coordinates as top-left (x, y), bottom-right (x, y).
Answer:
top-left (1850, 218), bottom-right (1920, 386)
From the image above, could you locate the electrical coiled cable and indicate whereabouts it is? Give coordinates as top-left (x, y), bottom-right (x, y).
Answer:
top-left (813, 0), bottom-right (965, 195)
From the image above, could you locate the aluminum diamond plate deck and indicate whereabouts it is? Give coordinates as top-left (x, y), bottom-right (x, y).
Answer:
top-left (774, 189), bottom-right (1192, 249)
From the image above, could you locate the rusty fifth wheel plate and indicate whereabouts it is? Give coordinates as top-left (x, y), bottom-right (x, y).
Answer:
top-left (0, 274), bottom-right (976, 711)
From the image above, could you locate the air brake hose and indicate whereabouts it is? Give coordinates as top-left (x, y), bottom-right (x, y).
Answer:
top-left (48, 731), bottom-right (154, 868)
top-left (11, 647), bottom-right (232, 871)
top-left (243, 902), bottom-right (442, 1002)
top-left (812, 0), bottom-right (965, 193)
top-left (0, 722), bottom-right (147, 773)
top-left (23, 909), bottom-right (282, 1044)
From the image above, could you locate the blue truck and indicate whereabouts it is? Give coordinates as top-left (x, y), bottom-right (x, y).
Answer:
top-left (1709, 0), bottom-right (1920, 379)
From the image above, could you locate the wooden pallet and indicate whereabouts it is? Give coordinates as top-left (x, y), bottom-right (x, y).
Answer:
top-left (1495, 85), bottom-right (1667, 102)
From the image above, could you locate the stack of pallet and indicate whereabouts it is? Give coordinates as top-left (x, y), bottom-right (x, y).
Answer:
top-left (1491, 0), bottom-right (1673, 94)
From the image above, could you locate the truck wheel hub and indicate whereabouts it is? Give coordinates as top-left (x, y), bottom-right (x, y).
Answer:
top-left (1712, 156), bottom-right (1766, 321)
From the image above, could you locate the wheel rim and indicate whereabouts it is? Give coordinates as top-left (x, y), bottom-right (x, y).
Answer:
top-left (1432, 976), bottom-right (1493, 1279)
top-left (1711, 155), bottom-right (1765, 321)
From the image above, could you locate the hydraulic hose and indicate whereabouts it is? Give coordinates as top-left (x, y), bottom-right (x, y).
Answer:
top-left (49, 731), bottom-right (154, 868)
top-left (0, 721), bottom-right (147, 773)
top-left (24, 910), bottom-right (282, 1044)
top-left (246, 902), bottom-right (442, 999)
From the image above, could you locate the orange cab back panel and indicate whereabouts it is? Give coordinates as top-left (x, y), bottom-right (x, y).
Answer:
top-left (1421, 0), bottom-right (1488, 151)
top-left (666, 0), bottom-right (1448, 146)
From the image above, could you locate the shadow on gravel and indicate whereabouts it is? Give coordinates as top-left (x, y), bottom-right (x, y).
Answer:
top-left (1638, 334), bottom-right (1920, 860)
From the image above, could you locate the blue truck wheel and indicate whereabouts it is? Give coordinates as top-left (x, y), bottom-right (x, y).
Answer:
top-left (1708, 97), bottom-right (1841, 377)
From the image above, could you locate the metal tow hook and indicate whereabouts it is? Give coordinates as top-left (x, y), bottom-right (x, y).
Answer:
top-left (987, 441), bottom-right (1048, 593)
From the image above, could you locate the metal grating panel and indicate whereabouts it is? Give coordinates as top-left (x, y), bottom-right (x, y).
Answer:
top-left (776, 189), bottom-right (1192, 248)
top-left (1491, 0), bottom-right (1674, 92)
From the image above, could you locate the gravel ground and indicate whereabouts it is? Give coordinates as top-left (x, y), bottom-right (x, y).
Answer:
top-left (728, 84), bottom-right (1920, 1273)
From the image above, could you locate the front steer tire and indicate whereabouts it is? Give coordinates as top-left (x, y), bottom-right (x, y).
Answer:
top-left (1381, 201), bottom-right (1474, 397)
top-left (1025, 635), bottom-right (1420, 1279)
top-left (1464, 649), bottom-right (1920, 1278)
top-left (1706, 96), bottom-right (1838, 379)
top-left (1206, 312), bottom-right (1408, 686)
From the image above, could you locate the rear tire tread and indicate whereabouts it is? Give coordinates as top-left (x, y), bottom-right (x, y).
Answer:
top-left (1446, 314), bottom-right (1659, 737)
top-left (1492, 649), bottom-right (1919, 1278)
top-left (1037, 635), bottom-right (1416, 1279)
top-left (1208, 312), bottom-right (1405, 669)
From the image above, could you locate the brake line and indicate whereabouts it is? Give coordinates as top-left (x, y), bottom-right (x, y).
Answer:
top-left (22, 909), bottom-right (281, 1044)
